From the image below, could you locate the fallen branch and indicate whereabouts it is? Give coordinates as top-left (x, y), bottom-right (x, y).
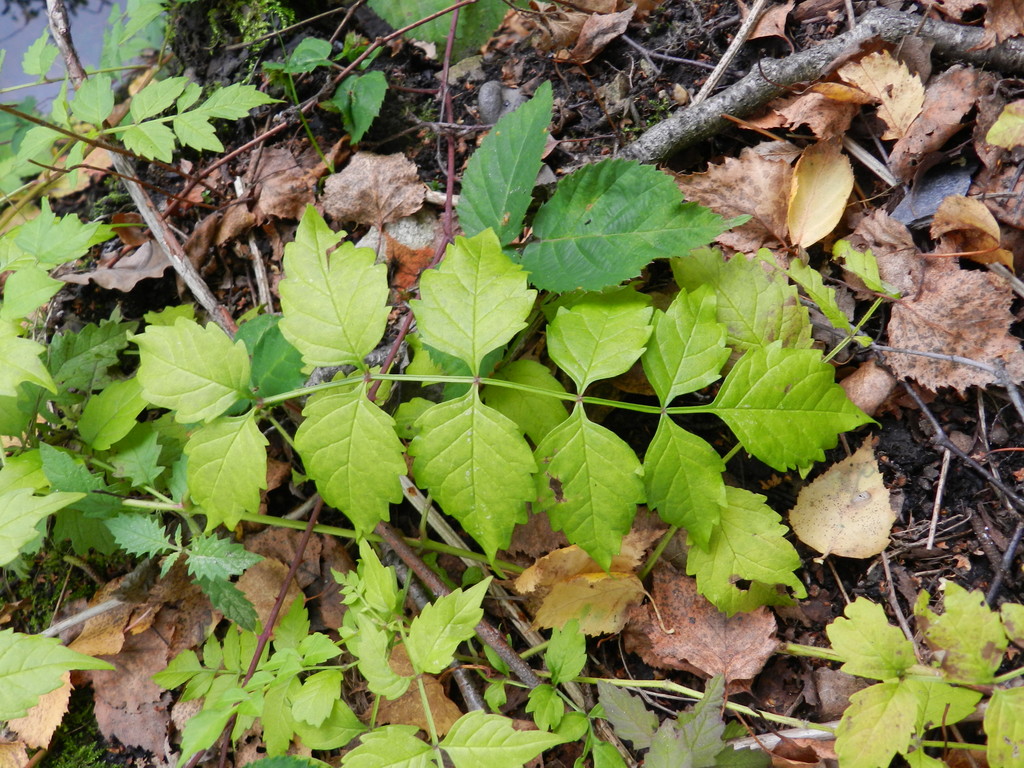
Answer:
top-left (620, 8), bottom-right (1024, 164)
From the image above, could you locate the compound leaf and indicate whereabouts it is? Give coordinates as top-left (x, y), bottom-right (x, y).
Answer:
top-left (835, 682), bottom-right (917, 768)
top-left (130, 76), bottom-right (188, 121)
top-left (406, 579), bottom-right (491, 675)
top-left (482, 359), bottom-right (569, 445)
top-left (134, 318), bottom-right (250, 424)
top-left (440, 710), bottom-right (568, 768)
top-left (826, 598), bottom-right (917, 680)
top-left (121, 120), bottom-right (176, 163)
top-left (341, 724), bottom-right (433, 768)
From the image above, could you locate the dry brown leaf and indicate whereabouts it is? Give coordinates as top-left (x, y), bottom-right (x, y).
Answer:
top-left (748, 0), bottom-right (795, 42)
top-left (623, 563), bottom-right (777, 686)
top-left (253, 147), bottom-right (317, 221)
top-left (934, 0), bottom-right (986, 20)
top-left (769, 736), bottom-right (839, 766)
top-left (507, 511), bottom-right (569, 558)
top-left (112, 212), bottom-right (148, 248)
top-left (786, 139), bottom-right (853, 248)
top-left (837, 50), bottom-right (924, 140)
top-left (244, 528), bottom-right (322, 589)
top-left (355, 208), bottom-right (442, 292)
top-left (984, 0), bottom-right (1024, 45)
top-left (0, 742), bottom-right (28, 768)
top-left (559, 6), bottom-right (635, 64)
top-left (377, 645), bottom-right (463, 735)
top-left (237, 557), bottom-right (304, 631)
top-left (60, 242), bottom-right (171, 291)
top-left (931, 195), bottom-right (1013, 268)
top-left (322, 152), bottom-right (425, 227)
top-left (886, 258), bottom-right (1024, 391)
top-left (8, 672), bottom-right (71, 749)
top-left (675, 143), bottom-right (792, 253)
top-left (839, 360), bottom-right (896, 417)
top-left (789, 439), bottom-right (895, 559)
top-left (971, 163), bottom-right (1024, 231)
top-left (774, 91), bottom-right (861, 138)
top-left (888, 66), bottom-right (993, 182)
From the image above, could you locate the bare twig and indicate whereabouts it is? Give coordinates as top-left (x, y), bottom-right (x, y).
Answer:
top-left (691, 0), bottom-right (769, 106)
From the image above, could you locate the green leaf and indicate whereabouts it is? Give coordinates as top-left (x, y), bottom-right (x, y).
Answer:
top-left (597, 681), bottom-right (658, 749)
top-left (21, 32), bottom-right (58, 77)
top-left (48, 316), bottom-right (135, 395)
top-left (14, 199), bottom-right (114, 267)
top-left (710, 342), bottom-right (872, 471)
top-left (292, 698), bottom-right (366, 750)
top-left (826, 598), bottom-right (916, 680)
top-left (985, 687), bottom-right (1024, 768)
top-left (367, 0), bottom-right (508, 59)
top-left (834, 682), bottom-right (918, 768)
top-left (78, 377), bottom-right (147, 450)
top-left (73, 74), bottom-right (115, 125)
top-left (915, 582), bottom-right (1007, 683)
top-left (121, 120), bottom-right (176, 162)
top-left (172, 110), bottom-right (224, 153)
top-left (686, 487), bottom-right (805, 614)
top-left (191, 83), bottom-right (279, 120)
top-left (1001, 602), bottom-right (1024, 646)
top-left (525, 684), bottom-right (564, 732)
top-left (986, 100), bottom-right (1024, 149)
top-left (546, 618), bottom-right (586, 685)
top-left (0, 628), bottom-right (114, 719)
top-left (642, 285), bottom-right (729, 404)
top-left (833, 241), bottom-right (900, 298)
top-left (346, 614), bottom-right (410, 700)
top-left (295, 383), bottom-right (406, 535)
top-left (111, 424), bottom-right (164, 486)
top-left (291, 669), bottom-right (342, 726)
top-left (458, 82), bottom-right (552, 246)
top-left (131, 76), bottom-right (189, 121)
top-left (643, 419), bottom-right (726, 549)
top-left (134, 318), bottom-right (251, 423)
top-left (406, 579), bottom-right (491, 675)
top-left (672, 675), bottom-right (726, 765)
top-left (546, 287), bottom-right (652, 391)
top-left (410, 391), bottom-right (536, 560)
top-left (279, 206), bottom-right (389, 367)
top-left (185, 413), bottom-right (268, 530)
top-left (0, 266), bottom-right (62, 321)
top-left (0, 323), bottom-right (56, 396)
top-left (534, 407), bottom-right (644, 570)
top-left (284, 37), bottom-right (334, 74)
top-left (178, 693), bottom-right (244, 765)
top-left (196, 575), bottom-right (259, 633)
top-left (106, 513), bottom-right (172, 558)
top-left (187, 532), bottom-right (263, 581)
top-left (39, 443), bottom-right (119, 518)
top-left (593, 740), bottom-right (629, 768)
top-left (786, 258), bottom-right (855, 335)
top-left (440, 710), bottom-right (567, 768)
top-left (236, 314), bottom-right (306, 399)
top-left (413, 230), bottom-right (536, 375)
top-left (903, 679), bottom-right (980, 731)
top-left (0, 488), bottom-right (85, 568)
top-left (152, 649), bottom-right (203, 690)
top-left (341, 724), bottom-right (433, 768)
top-left (481, 360), bottom-right (569, 445)
top-left (330, 71), bottom-right (388, 144)
top-left (521, 159), bottom-right (733, 291)
top-left (672, 248), bottom-right (813, 359)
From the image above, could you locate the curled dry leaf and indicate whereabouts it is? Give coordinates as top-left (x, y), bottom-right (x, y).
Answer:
top-left (773, 90), bottom-right (862, 139)
top-left (559, 5), bottom-right (635, 64)
top-left (747, 0), bottom-right (796, 42)
top-left (60, 242), bottom-right (171, 292)
top-left (377, 645), bottom-right (462, 736)
top-left (837, 50), bottom-right (925, 140)
top-left (930, 194), bottom-right (1013, 268)
top-left (839, 359), bottom-right (897, 417)
top-left (252, 146), bottom-right (318, 221)
top-left (322, 151), bottom-right (425, 227)
top-left (623, 562), bottom-right (778, 687)
top-left (983, 0), bottom-right (1024, 46)
top-left (787, 139), bottom-right (854, 248)
top-left (789, 439), bottom-right (896, 559)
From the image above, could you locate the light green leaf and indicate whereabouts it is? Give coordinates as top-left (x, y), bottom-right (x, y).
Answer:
top-left (833, 241), bottom-right (900, 298)
top-left (291, 669), bottom-right (342, 727)
top-left (0, 452), bottom-right (46, 495)
top-left (546, 287), bottom-right (652, 391)
top-left (643, 419), bottom-right (725, 550)
top-left (14, 199), bottom-right (114, 267)
top-left (106, 513), bottom-right (172, 558)
top-left (985, 687), bottom-right (1024, 768)
top-left (134, 317), bottom-right (251, 423)
top-left (672, 248), bottom-right (813, 359)
top-left (0, 323), bottom-right (56, 396)
top-left (986, 100), bottom-right (1024, 149)
top-left (110, 423), bottom-right (163, 486)
top-left (903, 679), bottom-right (980, 731)
top-left (441, 710), bottom-right (567, 768)
top-left (0, 488), bottom-right (85, 568)
top-left (597, 681), bottom-right (658, 749)
top-left (533, 407), bottom-right (644, 570)
top-left (121, 120), bottom-right (176, 162)
top-left (72, 75), bottom-right (115, 126)
top-left (413, 230), bottom-right (536, 375)
top-left (642, 285), bottom-right (729, 404)
top-left (284, 37), bottom-right (334, 73)
top-left (279, 206), bottom-right (389, 367)
top-left (410, 391), bottom-right (536, 560)
top-left (187, 532), bottom-right (263, 581)
top-left (21, 32), bottom-right (58, 77)
top-left (292, 699), bottom-right (365, 751)
top-left (686, 487), bottom-right (805, 614)
top-left (825, 598), bottom-right (917, 680)
top-left (786, 258), bottom-right (855, 335)
top-left (172, 110), bottom-right (224, 153)
top-left (178, 693), bottom-right (244, 765)
top-left (593, 740), bottom-right (629, 768)
top-left (916, 582), bottom-right (1007, 683)
top-left (481, 360), bottom-right (569, 445)
top-left (341, 724), bottom-right (434, 768)
top-left (192, 83), bottom-right (279, 120)
top-left (0, 628), bottom-right (114, 719)
top-left (525, 684), bottom-right (564, 731)
top-left (458, 82), bottom-right (552, 245)
top-left (131, 76), bottom-right (189, 121)
top-left (78, 377), bottom-right (147, 450)
top-left (152, 649), bottom-right (203, 690)
top-left (331, 71), bottom-right (388, 144)
top-left (711, 342), bottom-right (872, 471)
top-left (1001, 602), bottom-right (1024, 646)
top-left (236, 313), bottom-right (307, 399)
top-left (346, 614), bottom-right (410, 700)
top-left (521, 159), bottom-right (734, 292)
top-left (406, 579), bottom-right (491, 675)
top-left (834, 682), bottom-right (918, 768)
top-left (0, 266), bottom-right (63, 321)
top-left (546, 619), bottom-right (586, 686)
top-left (185, 413), bottom-right (268, 530)
top-left (295, 383), bottom-right (406, 535)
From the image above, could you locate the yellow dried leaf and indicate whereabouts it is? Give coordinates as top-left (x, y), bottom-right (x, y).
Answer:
top-left (931, 195), bottom-right (1013, 268)
top-left (787, 139), bottom-right (853, 247)
top-left (789, 440), bottom-right (895, 558)
top-left (836, 50), bottom-right (924, 139)
top-left (8, 672), bottom-right (71, 749)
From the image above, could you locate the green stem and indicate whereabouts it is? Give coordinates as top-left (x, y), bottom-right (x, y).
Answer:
top-left (121, 497), bottom-right (184, 512)
top-left (781, 642), bottom-right (843, 663)
top-left (640, 525), bottom-right (678, 579)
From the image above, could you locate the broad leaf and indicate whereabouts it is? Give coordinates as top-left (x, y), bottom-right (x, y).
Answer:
top-left (458, 82), bottom-right (552, 245)
top-left (0, 488), bottom-right (85, 568)
top-left (279, 206), bottom-right (389, 367)
top-left (406, 579), bottom-right (491, 675)
top-left (534, 407), bottom-right (644, 570)
top-left (835, 682), bottom-right (917, 768)
top-left (121, 120), bottom-right (176, 162)
top-left (521, 159), bottom-right (733, 291)
top-left (0, 323), bottom-right (57, 397)
top-left (410, 391), bottom-right (536, 560)
top-left (187, 532), bottom-right (263, 581)
top-left (291, 669), bottom-right (343, 727)
top-left (546, 619), bottom-right (587, 686)
top-left (341, 724), bottom-right (433, 768)
top-left (786, 258), bottom-right (855, 336)
top-left (826, 598), bottom-right (917, 680)
top-left (597, 681), bottom-right (658, 749)
top-left (295, 383), bottom-right (406, 535)
top-left (196, 576), bottom-right (259, 632)
top-left (710, 342), bottom-right (872, 471)
top-left (643, 420), bottom-right (725, 549)
top-left (346, 614), bottom-right (410, 700)
top-left (413, 230), bottom-right (536, 375)
top-left (985, 687), bottom-right (1024, 768)
top-left (191, 83), bottom-right (279, 120)
top-left (915, 582), bottom-right (1007, 683)
top-left (172, 111), bottom-right (224, 153)
top-left (0, 266), bottom-right (62, 321)
top-left (185, 413), bottom-right (268, 530)
top-left (440, 710), bottom-right (568, 768)
top-left (686, 487), bottom-right (805, 614)
top-left (482, 359), bottom-right (569, 445)
top-left (14, 199), bottom-right (114, 267)
top-left (48, 316), bottom-right (135, 395)
top-left (367, 0), bottom-right (508, 59)
top-left (331, 71), bottom-right (388, 144)
top-left (134, 318), bottom-right (251, 423)
top-left (236, 314), bottom-right (307, 399)
top-left (130, 76), bottom-right (189, 121)
top-left (546, 287), bottom-right (653, 391)
top-left (0, 629), bottom-right (113, 720)
top-left (106, 513), bottom-right (172, 558)
top-left (78, 377), bottom-right (147, 450)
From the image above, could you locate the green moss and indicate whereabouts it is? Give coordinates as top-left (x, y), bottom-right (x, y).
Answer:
top-left (206, 0), bottom-right (296, 52)
top-left (46, 688), bottom-right (108, 768)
